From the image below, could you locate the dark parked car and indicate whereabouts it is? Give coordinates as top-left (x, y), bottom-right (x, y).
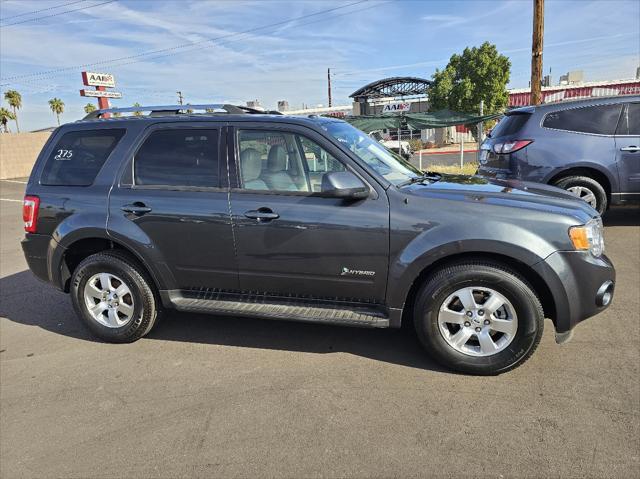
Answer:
top-left (478, 95), bottom-right (640, 214)
top-left (21, 104), bottom-right (615, 375)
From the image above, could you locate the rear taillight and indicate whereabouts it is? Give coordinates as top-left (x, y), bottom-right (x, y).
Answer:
top-left (23, 195), bottom-right (40, 233)
top-left (492, 140), bottom-right (533, 154)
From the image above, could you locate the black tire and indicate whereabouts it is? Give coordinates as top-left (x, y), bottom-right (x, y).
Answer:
top-left (553, 175), bottom-right (607, 215)
top-left (70, 250), bottom-right (160, 343)
top-left (413, 261), bottom-right (544, 375)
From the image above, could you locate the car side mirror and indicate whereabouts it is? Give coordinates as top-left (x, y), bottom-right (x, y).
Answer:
top-left (320, 171), bottom-right (369, 199)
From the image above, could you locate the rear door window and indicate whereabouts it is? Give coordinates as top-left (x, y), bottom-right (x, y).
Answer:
top-left (543, 104), bottom-right (623, 135)
top-left (490, 113), bottom-right (531, 137)
top-left (40, 129), bottom-right (125, 186)
top-left (134, 129), bottom-right (220, 188)
top-left (616, 103), bottom-right (640, 136)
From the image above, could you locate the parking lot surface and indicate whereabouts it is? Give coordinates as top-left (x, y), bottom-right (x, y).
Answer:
top-left (1, 178), bottom-right (639, 478)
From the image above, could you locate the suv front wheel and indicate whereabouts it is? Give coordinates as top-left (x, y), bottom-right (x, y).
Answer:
top-left (71, 251), bottom-right (160, 343)
top-left (413, 261), bottom-right (544, 375)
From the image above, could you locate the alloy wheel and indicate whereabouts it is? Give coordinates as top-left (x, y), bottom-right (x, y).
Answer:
top-left (567, 185), bottom-right (597, 209)
top-left (437, 286), bottom-right (518, 357)
top-left (83, 273), bottom-right (136, 328)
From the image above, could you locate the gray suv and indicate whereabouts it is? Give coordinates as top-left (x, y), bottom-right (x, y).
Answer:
top-left (21, 104), bottom-right (615, 375)
top-left (478, 95), bottom-right (640, 214)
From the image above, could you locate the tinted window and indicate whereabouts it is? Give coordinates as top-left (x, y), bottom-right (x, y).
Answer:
top-left (616, 103), bottom-right (640, 136)
top-left (237, 130), bottom-right (345, 193)
top-left (41, 129), bottom-right (125, 186)
top-left (134, 129), bottom-right (219, 187)
top-left (543, 104), bottom-right (623, 135)
top-left (490, 113), bottom-right (531, 137)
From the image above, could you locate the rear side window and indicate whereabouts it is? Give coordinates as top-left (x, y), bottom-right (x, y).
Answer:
top-left (490, 113), bottom-right (531, 137)
top-left (40, 129), bottom-right (125, 186)
top-left (616, 103), bottom-right (640, 136)
top-left (542, 104), bottom-right (623, 135)
top-left (134, 129), bottom-right (219, 188)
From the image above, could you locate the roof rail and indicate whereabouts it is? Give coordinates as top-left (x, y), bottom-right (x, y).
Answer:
top-left (83, 103), bottom-right (283, 120)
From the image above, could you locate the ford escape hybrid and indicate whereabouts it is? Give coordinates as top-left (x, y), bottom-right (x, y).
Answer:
top-left (21, 104), bottom-right (615, 375)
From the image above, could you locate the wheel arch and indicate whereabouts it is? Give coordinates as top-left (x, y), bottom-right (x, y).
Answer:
top-left (57, 235), bottom-right (163, 294)
top-left (546, 166), bottom-right (613, 200)
top-left (400, 252), bottom-right (557, 330)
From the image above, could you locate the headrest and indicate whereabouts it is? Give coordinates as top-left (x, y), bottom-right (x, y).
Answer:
top-left (267, 145), bottom-right (288, 172)
top-left (240, 148), bottom-right (262, 181)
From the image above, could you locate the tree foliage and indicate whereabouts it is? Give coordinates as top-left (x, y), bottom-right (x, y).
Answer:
top-left (0, 107), bottom-right (15, 133)
top-left (84, 103), bottom-right (97, 114)
top-left (48, 98), bottom-right (65, 126)
top-left (4, 90), bottom-right (22, 132)
top-left (430, 42), bottom-right (511, 116)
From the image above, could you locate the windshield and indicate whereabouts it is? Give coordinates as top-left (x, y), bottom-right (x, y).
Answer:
top-left (321, 121), bottom-right (422, 185)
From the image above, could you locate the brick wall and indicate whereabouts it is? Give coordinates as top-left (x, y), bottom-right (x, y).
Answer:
top-left (0, 132), bottom-right (51, 179)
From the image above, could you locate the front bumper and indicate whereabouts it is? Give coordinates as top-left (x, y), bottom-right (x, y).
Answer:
top-left (533, 250), bottom-right (615, 334)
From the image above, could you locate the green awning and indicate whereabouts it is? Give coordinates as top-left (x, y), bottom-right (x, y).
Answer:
top-left (339, 109), bottom-right (503, 133)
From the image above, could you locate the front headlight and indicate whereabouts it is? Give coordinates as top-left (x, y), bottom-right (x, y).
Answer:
top-left (569, 217), bottom-right (604, 257)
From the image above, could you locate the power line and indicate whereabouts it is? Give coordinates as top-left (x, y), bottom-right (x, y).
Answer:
top-left (0, 0), bottom-right (384, 91)
top-left (90, 2), bottom-right (383, 72)
top-left (0, 0), bottom-right (370, 83)
top-left (0, 0), bottom-right (87, 22)
top-left (0, 0), bottom-right (117, 28)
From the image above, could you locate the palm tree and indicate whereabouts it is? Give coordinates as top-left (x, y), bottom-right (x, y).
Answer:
top-left (4, 90), bottom-right (22, 132)
top-left (0, 107), bottom-right (15, 133)
top-left (84, 103), bottom-right (96, 114)
top-left (132, 102), bottom-right (143, 117)
top-left (48, 98), bottom-right (65, 125)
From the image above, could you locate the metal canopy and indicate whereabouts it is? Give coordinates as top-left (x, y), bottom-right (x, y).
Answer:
top-left (349, 77), bottom-right (432, 101)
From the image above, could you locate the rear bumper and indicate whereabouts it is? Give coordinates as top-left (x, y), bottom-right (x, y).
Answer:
top-left (533, 251), bottom-right (615, 334)
top-left (21, 233), bottom-right (64, 290)
top-left (477, 165), bottom-right (512, 179)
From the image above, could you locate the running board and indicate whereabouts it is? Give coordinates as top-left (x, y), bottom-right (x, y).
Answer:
top-left (165, 290), bottom-right (390, 328)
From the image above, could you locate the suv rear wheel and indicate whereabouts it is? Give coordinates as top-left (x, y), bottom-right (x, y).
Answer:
top-left (553, 175), bottom-right (607, 215)
top-left (413, 261), bottom-right (544, 375)
top-left (70, 251), bottom-right (160, 342)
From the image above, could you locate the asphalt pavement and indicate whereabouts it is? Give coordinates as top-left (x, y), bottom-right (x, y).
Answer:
top-left (1, 178), bottom-right (639, 478)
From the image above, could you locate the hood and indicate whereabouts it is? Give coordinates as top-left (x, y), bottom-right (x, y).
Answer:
top-left (405, 173), bottom-right (596, 221)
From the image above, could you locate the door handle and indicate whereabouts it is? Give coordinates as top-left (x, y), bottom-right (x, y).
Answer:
top-left (620, 146), bottom-right (640, 152)
top-left (121, 203), bottom-right (152, 215)
top-left (244, 207), bottom-right (279, 221)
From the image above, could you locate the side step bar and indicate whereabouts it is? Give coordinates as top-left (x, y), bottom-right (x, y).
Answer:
top-left (165, 290), bottom-right (390, 328)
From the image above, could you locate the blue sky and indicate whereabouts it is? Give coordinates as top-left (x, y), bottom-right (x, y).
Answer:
top-left (1, 0), bottom-right (639, 131)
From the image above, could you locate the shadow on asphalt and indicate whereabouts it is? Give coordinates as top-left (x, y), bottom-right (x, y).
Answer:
top-left (602, 207), bottom-right (640, 227)
top-left (0, 269), bottom-right (446, 372)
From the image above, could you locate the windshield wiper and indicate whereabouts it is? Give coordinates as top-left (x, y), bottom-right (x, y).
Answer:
top-left (397, 173), bottom-right (441, 187)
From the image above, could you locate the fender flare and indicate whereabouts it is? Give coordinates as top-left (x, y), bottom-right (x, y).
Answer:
top-left (387, 238), bottom-right (548, 310)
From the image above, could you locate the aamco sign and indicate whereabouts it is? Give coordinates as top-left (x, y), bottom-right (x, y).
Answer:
top-left (382, 102), bottom-right (411, 114)
top-left (80, 71), bottom-right (121, 114)
top-left (80, 89), bottom-right (122, 99)
top-left (81, 71), bottom-right (116, 88)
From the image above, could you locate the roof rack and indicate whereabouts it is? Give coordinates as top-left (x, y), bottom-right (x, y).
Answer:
top-left (83, 103), bottom-right (283, 120)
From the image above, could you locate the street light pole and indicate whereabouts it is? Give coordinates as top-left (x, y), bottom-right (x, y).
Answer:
top-left (530, 0), bottom-right (545, 105)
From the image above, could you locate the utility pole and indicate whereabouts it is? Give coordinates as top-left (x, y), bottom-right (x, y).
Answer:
top-left (530, 0), bottom-right (544, 105)
top-left (177, 91), bottom-right (184, 105)
top-left (476, 99), bottom-right (484, 162)
top-left (327, 68), bottom-right (332, 107)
